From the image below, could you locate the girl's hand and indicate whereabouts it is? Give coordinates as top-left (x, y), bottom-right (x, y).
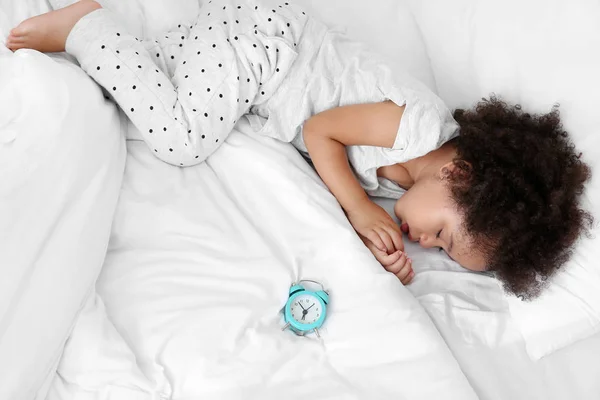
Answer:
top-left (347, 200), bottom-right (404, 254)
top-left (361, 236), bottom-right (414, 285)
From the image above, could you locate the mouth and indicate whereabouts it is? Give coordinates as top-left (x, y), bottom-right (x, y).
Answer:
top-left (400, 222), bottom-right (415, 241)
top-left (400, 222), bottom-right (409, 234)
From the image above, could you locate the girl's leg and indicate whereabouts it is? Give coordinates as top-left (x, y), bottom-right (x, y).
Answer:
top-left (76, 9), bottom-right (244, 167)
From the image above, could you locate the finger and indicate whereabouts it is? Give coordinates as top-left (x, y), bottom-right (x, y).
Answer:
top-left (395, 262), bottom-right (411, 282)
top-left (386, 225), bottom-right (404, 252)
top-left (400, 269), bottom-right (415, 285)
top-left (361, 237), bottom-right (381, 257)
top-left (374, 227), bottom-right (394, 253)
top-left (365, 230), bottom-right (387, 253)
top-left (396, 259), bottom-right (414, 284)
top-left (378, 249), bottom-right (402, 266)
top-left (384, 252), bottom-right (407, 274)
top-left (363, 237), bottom-right (401, 265)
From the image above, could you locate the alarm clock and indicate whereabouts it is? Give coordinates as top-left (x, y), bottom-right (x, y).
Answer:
top-left (282, 280), bottom-right (329, 337)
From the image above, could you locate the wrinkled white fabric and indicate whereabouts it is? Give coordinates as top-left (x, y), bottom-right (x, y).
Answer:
top-left (0, 49), bottom-right (126, 400)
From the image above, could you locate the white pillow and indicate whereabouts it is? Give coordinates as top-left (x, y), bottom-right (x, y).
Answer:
top-left (297, 0), bottom-right (435, 91)
top-left (407, 0), bottom-right (600, 359)
top-left (0, 48), bottom-right (126, 399)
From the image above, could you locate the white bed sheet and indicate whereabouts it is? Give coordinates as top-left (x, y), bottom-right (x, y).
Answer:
top-left (49, 124), bottom-right (477, 400)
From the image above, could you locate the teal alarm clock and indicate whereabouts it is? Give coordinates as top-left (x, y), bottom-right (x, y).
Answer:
top-left (282, 280), bottom-right (329, 337)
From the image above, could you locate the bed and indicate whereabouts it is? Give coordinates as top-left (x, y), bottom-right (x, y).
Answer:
top-left (1, 0), bottom-right (599, 399)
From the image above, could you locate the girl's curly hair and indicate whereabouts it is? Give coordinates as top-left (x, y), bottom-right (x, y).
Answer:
top-left (448, 96), bottom-right (592, 299)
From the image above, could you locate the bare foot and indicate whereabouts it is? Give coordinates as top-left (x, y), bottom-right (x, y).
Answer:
top-left (6, 0), bottom-right (101, 53)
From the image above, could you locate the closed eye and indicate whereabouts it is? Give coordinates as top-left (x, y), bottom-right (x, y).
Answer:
top-left (436, 230), bottom-right (444, 252)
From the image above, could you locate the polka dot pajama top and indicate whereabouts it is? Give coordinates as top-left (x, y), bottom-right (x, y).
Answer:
top-left (65, 0), bottom-right (459, 197)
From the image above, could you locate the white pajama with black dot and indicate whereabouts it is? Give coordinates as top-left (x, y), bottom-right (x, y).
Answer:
top-left (65, 0), bottom-right (308, 166)
top-left (65, 0), bottom-right (458, 187)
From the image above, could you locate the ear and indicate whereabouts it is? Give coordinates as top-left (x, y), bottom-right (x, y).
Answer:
top-left (439, 160), bottom-right (471, 181)
top-left (439, 161), bottom-right (457, 179)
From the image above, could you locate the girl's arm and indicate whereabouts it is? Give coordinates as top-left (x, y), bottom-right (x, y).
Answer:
top-left (303, 101), bottom-right (405, 253)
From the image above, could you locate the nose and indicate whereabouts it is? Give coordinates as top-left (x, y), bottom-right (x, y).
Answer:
top-left (418, 234), bottom-right (436, 248)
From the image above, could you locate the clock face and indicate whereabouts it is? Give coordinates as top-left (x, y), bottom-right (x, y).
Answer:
top-left (290, 294), bottom-right (322, 325)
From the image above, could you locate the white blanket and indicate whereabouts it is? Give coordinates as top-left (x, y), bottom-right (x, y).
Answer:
top-left (49, 123), bottom-right (477, 399)
top-left (0, 17), bottom-right (126, 399)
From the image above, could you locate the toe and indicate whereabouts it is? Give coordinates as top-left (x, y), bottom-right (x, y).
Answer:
top-left (6, 37), bottom-right (24, 51)
top-left (7, 33), bottom-right (21, 42)
top-left (10, 25), bottom-right (28, 38)
top-left (6, 31), bottom-right (23, 50)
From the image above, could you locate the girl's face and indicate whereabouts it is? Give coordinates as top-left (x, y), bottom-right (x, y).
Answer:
top-left (393, 174), bottom-right (488, 272)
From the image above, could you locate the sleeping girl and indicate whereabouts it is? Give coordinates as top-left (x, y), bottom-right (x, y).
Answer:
top-left (7, 0), bottom-right (591, 298)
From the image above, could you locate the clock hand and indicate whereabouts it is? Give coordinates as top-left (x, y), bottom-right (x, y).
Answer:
top-left (299, 303), bottom-right (306, 311)
top-left (306, 303), bottom-right (315, 311)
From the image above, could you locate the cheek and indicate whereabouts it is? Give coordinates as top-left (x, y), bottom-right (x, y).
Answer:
top-left (394, 191), bottom-right (414, 219)
top-left (395, 187), bottom-right (456, 229)
top-left (393, 197), bottom-right (403, 218)
top-left (395, 186), bottom-right (439, 213)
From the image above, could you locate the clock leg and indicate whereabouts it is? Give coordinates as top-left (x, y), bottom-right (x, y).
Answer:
top-left (314, 328), bottom-right (320, 338)
top-left (281, 322), bottom-right (291, 331)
